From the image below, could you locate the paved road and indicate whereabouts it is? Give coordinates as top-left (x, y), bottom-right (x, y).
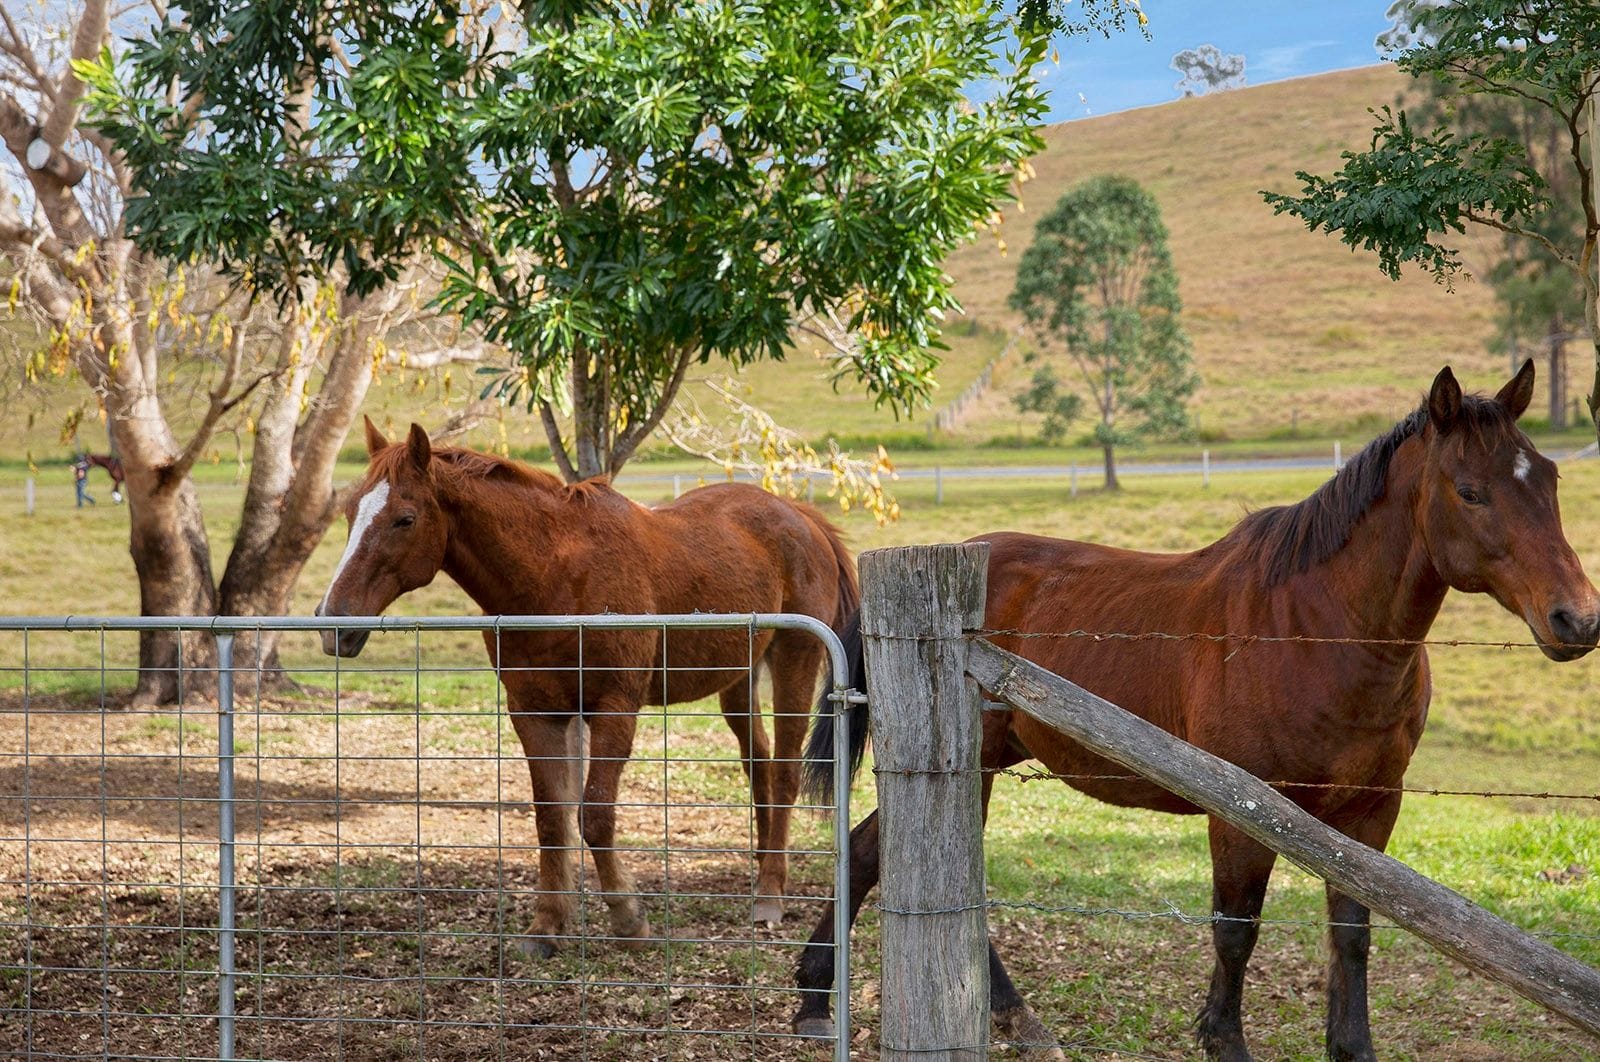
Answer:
top-left (616, 453), bottom-right (1340, 491)
top-left (614, 442), bottom-right (1595, 492)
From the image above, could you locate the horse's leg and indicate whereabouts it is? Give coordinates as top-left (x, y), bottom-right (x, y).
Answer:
top-left (990, 941), bottom-right (1066, 1061)
top-left (578, 705), bottom-right (653, 947)
top-left (1324, 795), bottom-right (1401, 1062)
top-left (976, 746), bottom-right (1063, 1061)
top-left (793, 808), bottom-right (879, 1037)
top-left (1195, 818), bottom-right (1278, 1062)
top-left (510, 707), bottom-right (582, 959)
top-left (760, 638), bottom-right (825, 925)
top-left (718, 677), bottom-right (780, 924)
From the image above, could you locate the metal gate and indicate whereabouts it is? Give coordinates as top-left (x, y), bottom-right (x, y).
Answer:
top-left (0, 613), bottom-right (854, 1061)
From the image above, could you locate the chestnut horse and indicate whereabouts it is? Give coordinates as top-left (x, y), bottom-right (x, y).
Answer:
top-left (317, 419), bottom-right (857, 951)
top-left (795, 363), bottom-right (1599, 1060)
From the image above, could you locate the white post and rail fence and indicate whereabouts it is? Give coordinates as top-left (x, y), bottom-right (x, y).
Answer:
top-left (860, 543), bottom-right (1600, 1059)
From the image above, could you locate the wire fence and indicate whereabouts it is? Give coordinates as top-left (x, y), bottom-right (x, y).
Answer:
top-left (0, 614), bottom-right (855, 1062)
top-left (945, 625), bottom-right (1600, 936)
top-left (853, 544), bottom-right (1600, 1060)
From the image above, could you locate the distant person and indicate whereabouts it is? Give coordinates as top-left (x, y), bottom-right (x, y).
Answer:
top-left (72, 455), bottom-right (95, 508)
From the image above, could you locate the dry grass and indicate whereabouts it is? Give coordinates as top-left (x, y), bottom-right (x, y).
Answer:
top-left (944, 65), bottom-right (1511, 443)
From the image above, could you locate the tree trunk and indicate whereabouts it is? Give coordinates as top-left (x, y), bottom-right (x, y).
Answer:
top-left (87, 302), bottom-right (221, 706)
top-left (217, 290), bottom-right (386, 693)
top-left (1102, 443), bottom-right (1119, 491)
top-left (1586, 74), bottom-right (1599, 443)
top-left (570, 346), bottom-right (610, 481)
top-left (1549, 324), bottom-right (1566, 430)
top-left (123, 452), bottom-right (220, 706)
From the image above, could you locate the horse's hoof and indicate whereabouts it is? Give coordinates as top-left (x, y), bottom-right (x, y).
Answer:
top-left (793, 1017), bottom-right (835, 1039)
top-left (614, 919), bottom-right (654, 951)
top-left (513, 936), bottom-right (558, 960)
top-left (753, 899), bottom-right (784, 927)
top-left (994, 1004), bottom-right (1066, 1060)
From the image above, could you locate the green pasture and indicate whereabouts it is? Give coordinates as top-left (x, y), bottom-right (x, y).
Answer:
top-left (2, 454), bottom-right (1598, 1057)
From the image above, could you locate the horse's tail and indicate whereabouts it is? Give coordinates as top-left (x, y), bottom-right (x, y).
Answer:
top-left (802, 609), bottom-right (868, 801)
top-left (795, 505), bottom-right (868, 803)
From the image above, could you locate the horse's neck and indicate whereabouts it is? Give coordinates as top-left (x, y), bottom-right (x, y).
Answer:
top-left (1310, 445), bottom-right (1448, 649)
top-left (438, 475), bottom-right (576, 614)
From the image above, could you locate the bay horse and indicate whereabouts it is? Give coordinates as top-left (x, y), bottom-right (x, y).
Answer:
top-left (795, 362), bottom-right (1599, 1060)
top-left (316, 418), bottom-right (858, 951)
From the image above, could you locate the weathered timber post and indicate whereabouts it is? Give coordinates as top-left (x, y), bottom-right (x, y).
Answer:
top-left (965, 640), bottom-right (1600, 1038)
top-left (862, 543), bottom-right (991, 1060)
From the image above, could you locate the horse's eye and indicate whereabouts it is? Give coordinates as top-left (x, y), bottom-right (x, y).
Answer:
top-left (1456, 485), bottom-right (1485, 506)
top-left (394, 513), bottom-right (416, 529)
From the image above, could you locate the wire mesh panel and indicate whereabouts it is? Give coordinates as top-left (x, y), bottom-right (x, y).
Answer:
top-left (0, 615), bottom-right (854, 1061)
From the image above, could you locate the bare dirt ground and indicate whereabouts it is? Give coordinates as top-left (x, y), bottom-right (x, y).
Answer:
top-left (1, 692), bottom-right (1594, 1061)
top-left (0, 693), bottom-right (842, 1061)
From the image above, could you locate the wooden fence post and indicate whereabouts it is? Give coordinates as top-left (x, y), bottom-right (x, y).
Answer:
top-left (861, 544), bottom-right (991, 1060)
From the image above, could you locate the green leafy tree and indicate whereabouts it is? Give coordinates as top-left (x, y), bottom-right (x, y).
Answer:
top-left (1010, 174), bottom-right (1196, 489)
top-left (1378, 0), bottom-right (1588, 429)
top-left (88, 0), bottom-right (1050, 484)
top-left (1012, 364), bottom-right (1083, 444)
top-left (1264, 0), bottom-right (1600, 440)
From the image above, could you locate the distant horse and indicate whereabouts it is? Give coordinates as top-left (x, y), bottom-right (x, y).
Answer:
top-left (86, 454), bottom-right (125, 501)
top-left (316, 419), bottom-right (857, 951)
top-left (795, 363), bottom-right (1599, 1060)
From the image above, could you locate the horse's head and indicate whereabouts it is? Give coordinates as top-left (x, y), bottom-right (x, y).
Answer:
top-left (1417, 361), bottom-right (1599, 661)
top-left (315, 418), bottom-right (448, 657)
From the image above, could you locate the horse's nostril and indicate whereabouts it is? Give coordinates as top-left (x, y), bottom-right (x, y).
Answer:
top-left (1547, 608), bottom-right (1599, 647)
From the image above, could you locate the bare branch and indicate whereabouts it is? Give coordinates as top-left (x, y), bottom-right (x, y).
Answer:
top-left (171, 320), bottom-right (248, 478)
top-left (0, 7), bottom-right (51, 100)
top-left (429, 398), bottom-right (498, 444)
top-left (1460, 208), bottom-right (1583, 274)
top-left (38, 0), bottom-right (109, 149)
top-left (608, 344), bottom-right (694, 474)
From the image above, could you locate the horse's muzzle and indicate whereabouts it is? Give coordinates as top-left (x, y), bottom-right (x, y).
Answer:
top-left (321, 628), bottom-right (371, 658)
top-left (315, 602), bottom-right (372, 658)
top-left (1537, 607), bottom-right (1600, 662)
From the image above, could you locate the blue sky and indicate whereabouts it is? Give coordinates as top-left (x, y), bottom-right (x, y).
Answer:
top-left (1043, 0), bottom-right (1397, 121)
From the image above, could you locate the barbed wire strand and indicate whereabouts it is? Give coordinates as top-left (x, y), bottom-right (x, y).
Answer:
top-left (972, 626), bottom-right (1581, 652)
top-left (872, 898), bottom-right (1600, 942)
top-left (872, 764), bottom-right (1600, 803)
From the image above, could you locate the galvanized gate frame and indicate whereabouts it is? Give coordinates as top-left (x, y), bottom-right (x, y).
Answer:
top-left (0, 613), bottom-right (857, 1062)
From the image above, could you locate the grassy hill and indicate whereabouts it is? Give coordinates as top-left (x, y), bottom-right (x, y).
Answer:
top-left (693, 65), bottom-right (1522, 447)
top-left (1, 65), bottom-right (1537, 465)
top-left (939, 63), bottom-right (1516, 444)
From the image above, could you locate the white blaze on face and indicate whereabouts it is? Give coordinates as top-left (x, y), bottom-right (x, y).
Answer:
top-left (318, 481), bottom-right (390, 613)
top-left (1513, 450), bottom-right (1532, 483)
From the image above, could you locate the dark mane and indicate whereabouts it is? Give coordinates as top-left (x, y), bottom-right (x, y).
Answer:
top-left (1226, 394), bottom-right (1517, 585)
top-left (368, 443), bottom-right (613, 500)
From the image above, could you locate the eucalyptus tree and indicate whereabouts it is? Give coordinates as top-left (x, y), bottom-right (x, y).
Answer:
top-left (1010, 175), bottom-right (1196, 489)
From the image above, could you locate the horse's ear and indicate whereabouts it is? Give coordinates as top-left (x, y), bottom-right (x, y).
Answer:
top-left (1428, 366), bottom-right (1462, 432)
top-left (363, 415), bottom-right (388, 458)
top-left (1495, 358), bottom-right (1536, 420)
top-left (406, 423), bottom-right (432, 471)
